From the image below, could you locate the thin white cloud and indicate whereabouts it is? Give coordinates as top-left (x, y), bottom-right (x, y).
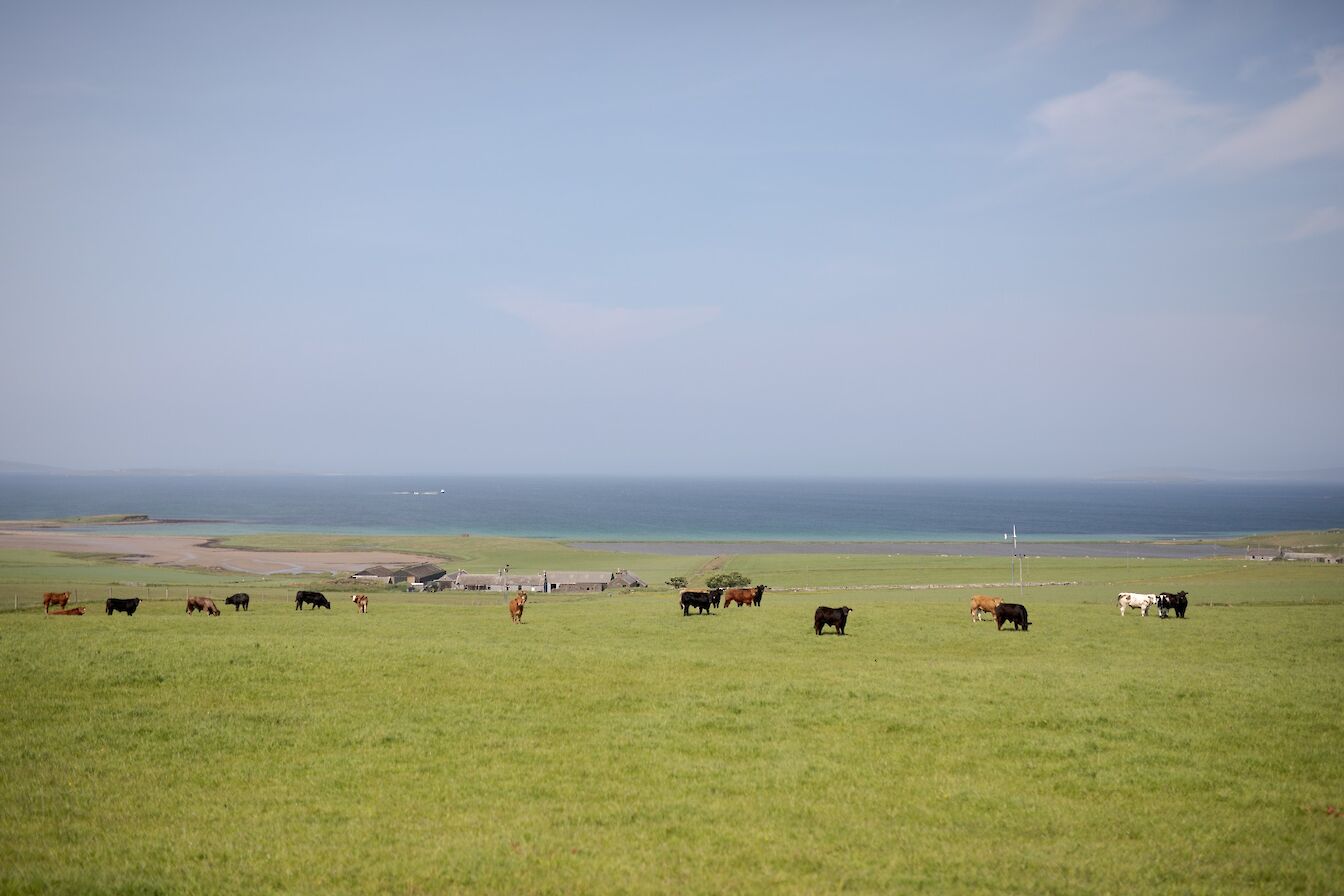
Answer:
top-left (1021, 70), bottom-right (1228, 175)
top-left (1020, 0), bottom-right (1167, 49)
top-left (1023, 47), bottom-right (1344, 178)
top-left (1204, 48), bottom-right (1344, 172)
top-left (494, 296), bottom-right (721, 344)
top-left (1282, 206), bottom-right (1344, 242)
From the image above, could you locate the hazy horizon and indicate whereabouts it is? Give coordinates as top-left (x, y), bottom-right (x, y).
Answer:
top-left (3, 3), bottom-right (1341, 478)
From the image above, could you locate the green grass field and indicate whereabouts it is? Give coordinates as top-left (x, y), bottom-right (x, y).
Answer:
top-left (1, 540), bottom-right (1341, 894)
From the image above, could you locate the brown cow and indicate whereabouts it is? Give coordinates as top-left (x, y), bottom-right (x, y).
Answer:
top-left (352, 593), bottom-right (369, 613)
top-left (970, 594), bottom-right (1002, 622)
top-left (43, 592), bottom-right (70, 613)
top-left (509, 590), bottom-right (527, 624)
top-left (723, 585), bottom-right (767, 608)
top-left (48, 606), bottom-right (85, 616)
top-left (186, 596), bottom-right (221, 616)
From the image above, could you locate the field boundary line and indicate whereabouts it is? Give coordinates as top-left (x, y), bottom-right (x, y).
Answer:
top-left (778, 581), bottom-right (1078, 593)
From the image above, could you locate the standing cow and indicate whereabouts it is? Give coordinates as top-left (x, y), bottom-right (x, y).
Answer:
top-left (105, 597), bottom-right (141, 616)
top-left (224, 593), bottom-right (250, 612)
top-left (186, 596), bottom-right (221, 616)
top-left (509, 590), bottom-right (527, 624)
top-left (352, 594), bottom-right (369, 613)
top-left (1156, 590), bottom-right (1189, 619)
top-left (970, 594), bottom-right (1002, 622)
top-left (295, 590), bottom-right (331, 610)
top-left (814, 606), bottom-right (852, 636)
top-left (43, 592), bottom-right (71, 613)
top-left (1117, 593), bottom-right (1158, 617)
top-left (994, 602), bottom-right (1031, 631)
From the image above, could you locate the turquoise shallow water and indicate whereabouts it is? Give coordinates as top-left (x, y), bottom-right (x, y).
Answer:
top-left (1, 474), bottom-right (1340, 541)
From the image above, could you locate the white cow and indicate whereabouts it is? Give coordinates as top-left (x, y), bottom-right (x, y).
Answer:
top-left (1117, 592), bottom-right (1158, 617)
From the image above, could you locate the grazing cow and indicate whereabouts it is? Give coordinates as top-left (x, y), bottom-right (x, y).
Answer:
top-left (224, 593), bottom-right (250, 612)
top-left (994, 602), bottom-right (1031, 631)
top-left (186, 596), bottom-right (220, 616)
top-left (105, 597), bottom-right (141, 616)
top-left (43, 592), bottom-right (70, 613)
top-left (1117, 592), bottom-right (1158, 617)
top-left (509, 590), bottom-right (527, 624)
top-left (970, 594), bottom-right (1002, 622)
top-left (48, 607), bottom-right (85, 616)
top-left (295, 590), bottom-right (331, 610)
top-left (724, 585), bottom-right (766, 608)
top-left (352, 593), bottom-right (369, 614)
top-left (679, 590), bottom-right (715, 616)
top-left (1156, 590), bottom-right (1189, 619)
top-left (814, 605), bottom-right (852, 636)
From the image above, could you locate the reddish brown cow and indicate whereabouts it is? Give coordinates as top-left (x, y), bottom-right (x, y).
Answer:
top-left (352, 593), bottom-right (369, 613)
top-left (509, 590), bottom-right (527, 624)
top-left (970, 594), bottom-right (1002, 622)
top-left (723, 585), bottom-right (767, 607)
top-left (43, 592), bottom-right (70, 613)
top-left (186, 596), bottom-right (221, 616)
top-left (48, 606), bottom-right (85, 616)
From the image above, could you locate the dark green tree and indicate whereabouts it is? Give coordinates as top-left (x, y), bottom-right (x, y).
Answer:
top-left (704, 571), bottom-right (751, 590)
top-left (665, 576), bottom-right (688, 590)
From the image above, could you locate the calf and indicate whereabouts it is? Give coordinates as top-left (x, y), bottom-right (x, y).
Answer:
top-left (224, 593), bottom-right (250, 612)
top-left (970, 594), bottom-right (1002, 622)
top-left (352, 593), bottom-right (369, 614)
top-left (43, 592), bottom-right (71, 613)
top-left (1156, 590), bottom-right (1189, 619)
top-left (295, 590), bottom-right (330, 610)
top-left (105, 597), bottom-right (141, 616)
top-left (509, 591), bottom-right (527, 623)
top-left (814, 605), bottom-right (852, 636)
top-left (186, 596), bottom-right (221, 616)
top-left (679, 590), bottom-right (714, 616)
top-left (48, 607), bottom-right (86, 616)
top-left (994, 602), bottom-right (1031, 631)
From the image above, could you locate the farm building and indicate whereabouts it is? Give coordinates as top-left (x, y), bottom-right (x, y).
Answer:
top-left (1246, 547), bottom-right (1283, 561)
top-left (351, 563), bottom-right (447, 585)
top-left (428, 568), bottom-right (645, 593)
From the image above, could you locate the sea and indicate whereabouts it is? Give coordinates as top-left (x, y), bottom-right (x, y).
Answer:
top-left (0, 474), bottom-right (1340, 543)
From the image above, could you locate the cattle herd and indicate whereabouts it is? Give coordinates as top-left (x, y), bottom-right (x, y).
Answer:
top-left (37, 582), bottom-right (1195, 633)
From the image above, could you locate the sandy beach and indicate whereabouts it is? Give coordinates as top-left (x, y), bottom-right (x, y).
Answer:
top-left (0, 529), bottom-right (439, 575)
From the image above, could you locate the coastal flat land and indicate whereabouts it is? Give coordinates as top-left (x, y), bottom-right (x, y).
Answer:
top-left (0, 532), bottom-right (1340, 894)
top-left (0, 529), bottom-right (440, 575)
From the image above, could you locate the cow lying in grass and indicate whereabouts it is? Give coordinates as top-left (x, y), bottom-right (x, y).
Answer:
top-left (48, 607), bottom-right (85, 616)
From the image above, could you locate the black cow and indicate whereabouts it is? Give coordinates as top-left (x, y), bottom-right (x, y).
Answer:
top-left (105, 597), bottom-right (142, 616)
top-left (814, 605), bottom-right (852, 636)
top-left (994, 602), bottom-right (1031, 631)
top-left (680, 590), bottom-right (715, 616)
top-left (224, 593), bottom-right (250, 612)
top-left (709, 588), bottom-right (724, 608)
top-left (295, 590), bottom-right (331, 610)
top-left (1157, 590), bottom-right (1188, 619)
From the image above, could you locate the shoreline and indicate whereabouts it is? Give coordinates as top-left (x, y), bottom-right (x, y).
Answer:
top-left (566, 540), bottom-right (1245, 558)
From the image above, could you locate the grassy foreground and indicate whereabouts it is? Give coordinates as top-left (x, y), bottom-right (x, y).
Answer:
top-left (0, 538), bottom-right (1341, 894)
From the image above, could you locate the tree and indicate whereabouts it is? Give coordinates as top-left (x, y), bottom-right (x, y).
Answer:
top-left (665, 576), bottom-right (688, 590)
top-left (704, 571), bottom-right (750, 590)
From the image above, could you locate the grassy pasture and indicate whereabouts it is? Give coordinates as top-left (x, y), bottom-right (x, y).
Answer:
top-left (1, 555), bottom-right (1342, 894)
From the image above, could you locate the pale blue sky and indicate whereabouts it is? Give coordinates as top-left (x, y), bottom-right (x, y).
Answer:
top-left (2, 1), bottom-right (1342, 476)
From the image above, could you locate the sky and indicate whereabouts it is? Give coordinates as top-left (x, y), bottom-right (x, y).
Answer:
top-left (2, 1), bottom-right (1342, 477)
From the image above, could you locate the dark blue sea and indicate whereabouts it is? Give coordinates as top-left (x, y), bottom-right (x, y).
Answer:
top-left (0, 475), bottom-right (1340, 541)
